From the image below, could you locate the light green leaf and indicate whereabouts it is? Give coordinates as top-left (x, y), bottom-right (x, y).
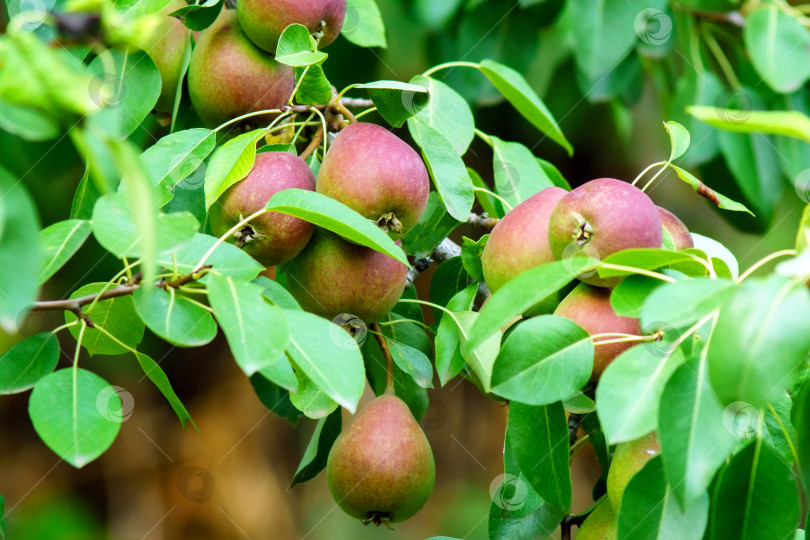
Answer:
top-left (38, 219), bottom-right (92, 284)
top-left (204, 128), bottom-right (265, 210)
top-left (289, 366), bottom-right (339, 419)
top-left (169, 0), bottom-right (223, 31)
top-left (342, 0), bottom-right (387, 48)
top-left (667, 164), bottom-right (753, 215)
top-left (744, 5), bottom-right (810, 94)
top-left (276, 23), bottom-right (327, 66)
top-left (665, 121), bottom-right (691, 161)
top-left (409, 117), bottom-right (474, 221)
top-left (264, 189), bottom-right (408, 266)
top-left (65, 283), bottom-right (145, 356)
top-left (134, 352), bottom-right (196, 428)
top-left (207, 274), bottom-right (293, 384)
top-left (568, 0), bottom-right (638, 80)
top-left (157, 233), bottom-right (264, 282)
top-left (385, 337), bottom-right (433, 388)
top-left (133, 287), bottom-right (217, 347)
top-left (434, 284), bottom-right (477, 386)
top-left (688, 106), bottom-right (810, 143)
top-left (408, 75), bottom-right (474, 155)
top-left (29, 368), bottom-right (122, 468)
top-left (489, 134), bottom-right (554, 207)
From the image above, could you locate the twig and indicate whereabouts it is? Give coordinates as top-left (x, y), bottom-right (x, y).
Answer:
top-left (332, 101), bottom-right (358, 124)
top-left (278, 98), bottom-right (374, 116)
top-left (371, 323), bottom-right (394, 394)
top-left (468, 212), bottom-right (499, 229)
top-left (299, 127), bottom-right (324, 161)
top-left (405, 238), bottom-right (463, 289)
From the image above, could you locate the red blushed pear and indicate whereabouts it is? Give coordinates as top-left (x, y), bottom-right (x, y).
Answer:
top-left (657, 206), bottom-right (694, 251)
top-left (316, 123), bottom-right (430, 234)
top-left (326, 394), bottom-right (435, 525)
top-left (553, 283), bottom-right (641, 380)
top-left (208, 152), bottom-right (316, 266)
top-left (548, 178), bottom-right (662, 287)
top-left (188, 11), bottom-right (295, 128)
top-left (238, 0), bottom-right (346, 54)
top-left (284, 229), bottom-right (408, 323)
top-left (141, 0), bottom-right (189, 113)
top-left (481, 186), bottom-right (567, 313)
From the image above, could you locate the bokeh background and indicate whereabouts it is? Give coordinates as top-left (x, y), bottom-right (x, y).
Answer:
top-left (0, 0), bottom-right (806, 538)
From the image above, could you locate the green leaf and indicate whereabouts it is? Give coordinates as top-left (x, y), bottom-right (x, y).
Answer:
top-left (460, 235), bottom-right (487, 282)
top-left (618, 457), bottom-right (710, 540)
top-left (599, 248), bottom-right (698, 278)
top-left (66, 283), bottom-right (145, 356)
top-left (91, 194), bottom-right (199, 257)
top-left (666, 164), bottom-right (753, 214)
top-left (342, 0), bottom-right (387, 48)
top-left (793, 381), bottom-right (810, 499)
top-left (250, 372), bottom-right (301, 427)
top-left (134, 352), bottom-right (196, 428)
top-left (665, 121), bottom-right (691, 162)
top-left (402, 192), bottom-right (462, 257)
top-left (744, 5), bottom-right (810, 94)
top-left (70, 165), bottom-right (100, 221)
top-left (434, 284), bottom-right (477, 386)
top-left (408, 75), bottom-right (474, 155)
top-left (157, 233), bottom-right (264, 282)
top-left (707, 277), bottom-right (810, 408)
top-left (138, 128), bottom-right (216, 206)
top-left (289, 408), bottom-right (341, 488)
top-left (0, 96), bottom-right (60, 141)
top-left (385, 337), bottom-right (433, 389)
top-left (659, 354), bottom-right (736, 508)
top-left (169, 0), bottom-right (223, 31)
top-left (284, 309), bottom-right (365, 413)
top-left (610, 275), bottom-right (664, 318)
top-left (294, 64), bottom-right (332, 105)
top-left (207, 275), bottom-right (293, 384)
top-left (709, 440), bottom-right (800, 540)
top-left (479, 60), bottom-right (572, 155)
top-left (133, 287), bottom-right (217, 347)
top-left (0, 165), bottom-right (41, 333)
top-left (408, 117), bottom-right (474, 221)
top-left (670, 71), bottom-right (724, 166)
top-left (489, 134), bottom-right (554, 207)
top-left (688, 106), bottom-right (810, 144)
top-left (254, 276), bottom-right (301, 310)
top-left (691, 233), bottom-right (740, 279)
top-left (537, 158), bottom-right (571, 190)
top-left (264, 189), bottom-right (408, 266)
top-left (457, 311), bottom-right (501, 393)
top-left (204, 128), bottom-right (265, 210)
top-left (508, 402), bottom-right (571, 511)
top-left (640, 278), bottom-right (734, 330)
top-left (0, 333), bottom-right (60, 394)
top-left (86, 50), bottom-right (161, 137)
top-left (289, 367), bottom-right (339, 419)
top-left (29, 368), bottom-right (122, 468)
top-left (469, 260), bottom-right (588, 349)
top-left (717, 129), bottom-right (782, 220)
top-left (357, 80), bottom-right (429, 128)
top-left (568, 0), bottom-right (638, 80)
top-left (492, 316), bottom-right (593, 406)
top-left (38, 219), bottom-right (92, 284)
top-left (596, 345), bottom-right (685, 444)
top-left (276, 24), bottom-right (327, 66)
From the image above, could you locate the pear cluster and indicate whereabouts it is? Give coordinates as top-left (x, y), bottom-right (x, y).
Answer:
top-left (143, 1), bottom-right (345, 125)
top-left (210, 122), bottom-right (429, 322)
top-left (482, 178), bottom-right (693, 378)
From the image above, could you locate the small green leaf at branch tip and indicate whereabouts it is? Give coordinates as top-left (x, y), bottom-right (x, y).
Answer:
top-left (687, 105), bottom-right (810, 143)
top-left (664, 121), bottom-right (691, 162)
top-left (276, 24), bottom-right (328, 67)
top-left (667, 163), bottom-right (754, 215)
top-left (264, 189), bottom-right (409, 266)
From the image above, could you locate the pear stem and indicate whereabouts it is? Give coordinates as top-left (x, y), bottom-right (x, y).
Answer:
top-left (371, 323), bottom-right (395, 394)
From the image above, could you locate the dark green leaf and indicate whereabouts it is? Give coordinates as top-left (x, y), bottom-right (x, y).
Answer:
top-left (717, 129), bottom-right (782, 220)
top-left (289, 409), bottom-right (341, 487)
top-left (384, 337), bottom-right (433, 389)
top-left (169, 0), bottom-right (223, 31)
top-left (402, 192), bottom-right (462, 257)
top-left (250, 372), bottom-right (301, 427)
top-left (135, 352), bottom-right (196, 428)
top-left (0, 333), bottom-right (60, 394)
top-left (358, 80), bottom-right (429, 128)
top-left (568, 0), bottom-right (638, 80)
top-left (139, 128), bottom-right (216, 206)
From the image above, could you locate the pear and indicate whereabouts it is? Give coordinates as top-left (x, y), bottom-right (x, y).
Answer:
top-left (316, 122), bottom-right (430, 234)
top-left (657, 206), bottom-right (694, 251)
top-left (208, 151), bottom-right (316, 266)
top-left (606, 431), bottom-right (660, 508)
top-left (238, 0), bottom-right (346, 54)
top-left (141, 0), bottom-right (189, 113)
top-left (576, 500), bottom-right (617, 539)
top-left (284, 228), bottom-right (408, 323)
top-left (547, 178), bottom-right (662, 287)
top-left (553, 283), bottom-right (642, 380)
top-left (327, 394), bottom-right (435, 525)
top-left (187, 11), bottom-right (295, 128)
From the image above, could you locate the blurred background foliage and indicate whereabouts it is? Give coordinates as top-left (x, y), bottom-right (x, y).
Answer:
top-left (0, 0), bottom-right (808, 538)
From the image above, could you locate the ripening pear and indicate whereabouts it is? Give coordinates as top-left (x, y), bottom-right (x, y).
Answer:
top-left (481, 186), bottom-right (567, 313)
top-left (141, 0), bottom-right (189, 113)
top-left (548, 178), bottom-right (662, 287)
top-left (657, 206), bottom-right (694, 251)
top-left (188, 11), bottom-right (295, 127)
top-left (553, 283), bottom-right (641, 380)
top-left (316, 122), bottom-right (430, 234)
top-left (327, 394), bottom-right (435, 525)
top-left (576, 500), bottom-right (617, 540)
top-left (208, 152), bottom-right (316, 266)
top-left (238, 0), bottom-right (346, 54)
top-left (284, 229), bottom-right (408, 322)
top-left (606, 431), bottom-right (660, 508)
